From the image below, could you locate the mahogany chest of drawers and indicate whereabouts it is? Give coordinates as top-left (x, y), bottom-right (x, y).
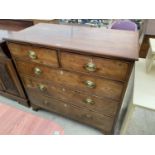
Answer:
top-left (5, 23), bottom-right (139, 134)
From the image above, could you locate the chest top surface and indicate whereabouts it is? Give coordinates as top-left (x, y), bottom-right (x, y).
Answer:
top-left (4, 23), bottom-right (139, 60)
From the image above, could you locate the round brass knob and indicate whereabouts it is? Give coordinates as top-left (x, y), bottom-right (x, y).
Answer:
top-left (84, 62), bottom-right (96, 72)
top-left (34, 67), bottom-right (42, 75)
top-left (44, 100), bottom-right (49, 105)
top-left (28, 51), bottom-right (37, 60)
top-left (85, 114), bottom-right (92, 119)
top-left (84, 80), bottom-right (96, 88)
top-left (84, 98), bottom-right (95, 105)
top-left (64, 104), bottom-right (68, 108)
top-left (62, 88), bottom-right (66, 92)
top-left (38, 84), bottom-right (46, 91)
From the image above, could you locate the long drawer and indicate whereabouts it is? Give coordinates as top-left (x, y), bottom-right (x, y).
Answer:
top-left (28, 92), bottom-right (114, 133)
top-left (8, 42), bottom-right (59, 67)
top-left (60, 51), bottom-right (130, 81)
top-left (15, 60), bottom-right (124, 101)
top-left (22, 76), bottom-right (119, 116)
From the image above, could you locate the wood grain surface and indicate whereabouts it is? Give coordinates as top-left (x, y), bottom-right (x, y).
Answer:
top-left (29, 93), bottom-right (114, 133)
top-left (15, 60), bottom-right (124, 101)
top-left (60, 51), bottom-right (130, 81)
top-left (8, 42), bottom-right (59, 67)
top-left (4, 23), bottom-right (139, 60)
top-left (22, 76), bottom-right (119, 117)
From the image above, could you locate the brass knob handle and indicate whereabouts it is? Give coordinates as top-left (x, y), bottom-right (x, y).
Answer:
top-left (34, 67), bottom-right (42, 75)
top-left (84, 80), bottom-right (96, 88)
top-left (84, 98), bottom-right (95, 105)
top-left (44, 100), bottom-right (49, 105)
top-left (84, 62), bottom-right (96, 72)
top-left (64, 103), bottom-right (68, 108)
top-left (28, 51), bottom-right (37, 60)
top-left (38, 84), bottom-right (46, 91)
top-left (85, 114), bottom-right (92, 119)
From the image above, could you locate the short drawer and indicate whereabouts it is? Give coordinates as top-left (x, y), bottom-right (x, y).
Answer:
top-left (7, 42), bottom-right (58, 67)
top-left (16, 60), bottom-right (124, 100)
top-left (22, 76), bottom-right (119, 116)
top-left (28, 92), bottom-right (114, 133)
top-left (61, 52), bottom-right (130, 81)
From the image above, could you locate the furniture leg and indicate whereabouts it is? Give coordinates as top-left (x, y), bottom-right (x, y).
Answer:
top-left (32, 104), bottom-right (40, 111)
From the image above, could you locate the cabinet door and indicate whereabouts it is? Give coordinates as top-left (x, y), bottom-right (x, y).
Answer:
top-left (0, 57), bottom-right (25, 97)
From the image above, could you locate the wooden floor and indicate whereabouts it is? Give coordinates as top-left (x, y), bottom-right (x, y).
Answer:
top-left (0, 103), bottom-right (64, 135)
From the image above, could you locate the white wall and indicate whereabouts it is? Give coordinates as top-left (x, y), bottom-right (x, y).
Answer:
top-left (145, 19), bottom-right (155, 35)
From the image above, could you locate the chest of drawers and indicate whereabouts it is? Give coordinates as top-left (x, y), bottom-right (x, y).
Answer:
top-left (5, 23), bottom-right (139, 134)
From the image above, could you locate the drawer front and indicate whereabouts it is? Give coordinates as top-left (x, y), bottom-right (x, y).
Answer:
top-left (22, 76), bottom-right (119, 116)
top-left (16, 60), bottom-right (124, 100)
top-left (61, 52), bottom-right (129, 81)
top-left (7, 42), bottom-right (58, 67)
top-left (28, 92), bottom-right (114, 133)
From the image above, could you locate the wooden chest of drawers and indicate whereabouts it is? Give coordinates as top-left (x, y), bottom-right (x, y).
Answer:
top-left (5, 23), bottom-right (139, 134)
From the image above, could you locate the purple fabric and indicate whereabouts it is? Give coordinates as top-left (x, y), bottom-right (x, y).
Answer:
top-left (111, 20), bottom-right (137, 31)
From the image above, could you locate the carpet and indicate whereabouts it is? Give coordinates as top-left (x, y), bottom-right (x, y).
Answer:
top-left (0, 103), bottom-right (64, 135)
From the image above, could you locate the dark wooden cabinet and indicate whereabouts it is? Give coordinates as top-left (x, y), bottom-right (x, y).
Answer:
top-left (0, 33), bottom-right (28, 106)
top-left (6, 23), bottom-right (139, 134)
top-left (0, 20), bottom-right (35, 106)
top-left (0, 57), bottom-right (19, 95)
